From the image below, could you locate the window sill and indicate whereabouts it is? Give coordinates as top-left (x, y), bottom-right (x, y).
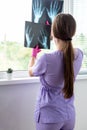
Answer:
top-left (0, 77), bottom-right (40, 86)
top-left (0, 74), bottom-right (87, 86)
top-left (76, 74), bottom-right (87, 80)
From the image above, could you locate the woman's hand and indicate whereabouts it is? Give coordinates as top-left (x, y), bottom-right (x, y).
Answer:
top-left (28, 45), bottom-right (41, 76)
top-left (32, 45), bottom-right (41, 58)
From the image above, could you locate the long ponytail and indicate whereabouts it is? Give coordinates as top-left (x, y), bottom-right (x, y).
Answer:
top-left (62, 41), bottom-right (74, 98)
top-left (52, 13), bottom-right (76, 99)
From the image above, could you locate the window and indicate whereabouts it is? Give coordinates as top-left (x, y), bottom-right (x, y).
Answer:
top-left (0, 0), bottom-right (32, 71)
top-left (0, 0), bottom-right (86, 74)
top-left (0, 0), bottom-right (64, 72)
top-left (72, 0), bottom-right (87, 73)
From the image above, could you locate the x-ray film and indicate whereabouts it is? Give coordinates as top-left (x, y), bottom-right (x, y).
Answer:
top-left (32, 0), bottom-right (64, 24)
top-left (24, 21), bottom-right (51, 49)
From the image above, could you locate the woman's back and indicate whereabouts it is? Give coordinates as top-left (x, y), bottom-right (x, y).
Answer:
top-left (32, 48), bottom-right (83, 123)
top-left (38, 48), bottom-right (83, 88)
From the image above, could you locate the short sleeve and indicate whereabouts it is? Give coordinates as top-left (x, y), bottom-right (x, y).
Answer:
top-left (32, 54), bottom-right (47, 76)
top-left (74, 48), bottom-right (83, 77)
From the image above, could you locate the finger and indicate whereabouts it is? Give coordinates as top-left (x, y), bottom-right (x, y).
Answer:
top-left (37, 49), bottom-right (41, 53)
top-left (38, 49), bottom-right (41, 52)
top-left (46, 20), bottom-right (50, 25)
top-left (36, 45), bottom-right (39, 49)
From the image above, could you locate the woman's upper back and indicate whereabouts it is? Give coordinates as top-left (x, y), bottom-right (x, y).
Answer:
top-left (32, 48), bottom-right (83, 88)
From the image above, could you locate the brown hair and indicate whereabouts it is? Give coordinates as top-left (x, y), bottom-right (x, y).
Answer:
top-left (52, 13), bottom-right (76, 98)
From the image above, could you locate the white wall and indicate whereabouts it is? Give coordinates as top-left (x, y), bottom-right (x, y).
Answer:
top-left (74, 79), bottom-right (87, 130)
top-left (0, 82), bottom-right (40, 130)
top-left (0, 79), bottom-right (87, 130)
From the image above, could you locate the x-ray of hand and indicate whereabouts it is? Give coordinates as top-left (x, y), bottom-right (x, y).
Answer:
top-left (38, 29), bottom-right (48, 49)
top-left (47, 0), bottom-right (60, 22)
top-left (33, 0), bottom-right (45, 23)
top-left (25, 26), bottom-right (34, 47)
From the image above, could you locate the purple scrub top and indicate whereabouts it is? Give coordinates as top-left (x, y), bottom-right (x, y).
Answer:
top-left (32, 48), bottom-right (83, 123)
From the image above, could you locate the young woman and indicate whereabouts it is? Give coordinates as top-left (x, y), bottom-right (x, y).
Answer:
top-left (28, 13), bottom-right (83, 130)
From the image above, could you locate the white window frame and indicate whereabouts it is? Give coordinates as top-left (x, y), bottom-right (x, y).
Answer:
top-left (64, 0), bottom-right (73, 14)
top-left (0, 0), bottom-right (86, 80)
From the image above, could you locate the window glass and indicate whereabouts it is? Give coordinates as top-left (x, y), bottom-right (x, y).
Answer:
top-left (0, 0), bottom-right (32, 71)
top-left (1, 0), bottom-right (86, 74)
top-left (73, 0), bottom-right (87, 72)
top-left (0, 0), bottom-right (64, 71)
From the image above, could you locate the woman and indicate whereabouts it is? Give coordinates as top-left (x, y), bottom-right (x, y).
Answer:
top-left (28, 13), bottom-right (83, 130)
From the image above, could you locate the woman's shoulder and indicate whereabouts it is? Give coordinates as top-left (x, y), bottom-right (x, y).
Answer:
top-left (41, 50), bottom-right (63, 63)
top-left (74, 48), bottom-right (83, 60)
top-left (44, 50), bottom-right (63, 57)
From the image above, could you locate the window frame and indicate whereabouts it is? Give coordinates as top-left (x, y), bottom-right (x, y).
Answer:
top-left (0, 0), bottom-right (87, 79)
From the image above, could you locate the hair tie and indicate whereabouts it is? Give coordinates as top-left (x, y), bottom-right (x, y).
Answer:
top-left (65, 38), bottom-right (72, 41)
top-left (57, 36), bottom-right (72, 41)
